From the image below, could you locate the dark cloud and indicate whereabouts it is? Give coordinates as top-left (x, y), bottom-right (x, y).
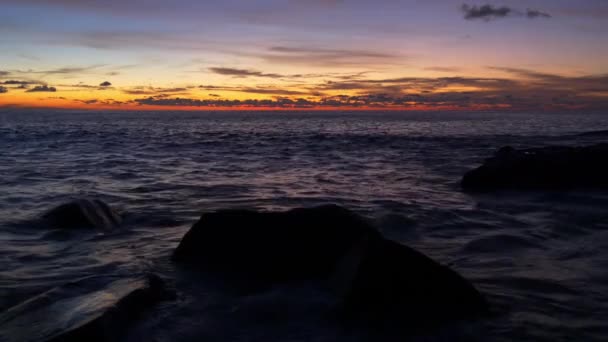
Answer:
top-left (100, 81), bottom-right (112, 87)
top-left (317, 76), bottom-right (518, 94)
top-left (526, 9), bottom-right (551, 18)
top-left (122, 86), bottom-right (189, 95)
top-left (306, 69), bottom-right (608, 109)
top-left (190, 68), bottom-right (608, 110)
top-left (199, 85), bottom-right (240, 90)
top-left (488, 67), bottom-right (564, 80)
top-left (25, 65), bottom-right (106, 75)
top-left (73, 98), bottom-right (126, 106)
top-left (0, 71), bottom-right (10, 77)
top-left (59, 83), bottom-right (100, 89)
top-left (461, 4), bottom-right (512, 21)
top-left (131, 93), bottom-right (492, 109)
top-left (77, 99), bottom-right (99, 104)
top-left (122, 90), bottom-right (158, 95)
top-left (0, 86), bottom-right (7, 93)
top-left (489, 67), bottom-right (608, 92)
top-left (57, 83), bottom-right (118, 90)
top-left (133, 96), bottom-right (317, 108)
top-left (209, 67), bottom-right (283, 78)
top-left (239, 87), bottom-right (309, 96)
top-left (2, 80), bottom-right (38, 85)
top-left (462, 4), bottom-right (551, 21)
top-left (7, 65), bottom-right (133, 80)
top-left (26, 85), bottom-right (57, 92)
top-left (199, 84), bottom-right (312, 96)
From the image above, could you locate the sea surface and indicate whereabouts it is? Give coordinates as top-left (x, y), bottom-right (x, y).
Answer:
top-left (1, 110), bottom-right (608, 341)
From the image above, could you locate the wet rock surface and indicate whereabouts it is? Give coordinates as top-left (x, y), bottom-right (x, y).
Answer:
top-left (41, 199), bottom-right (122, 230)
top-left (173, 205), bottom-right (488, 326)
top-left (0, 274), bottom-right (167, 342)
top-left (172, 205), bottom-right (378, 283)
top-left (462, 144), bottom-right (608, 191)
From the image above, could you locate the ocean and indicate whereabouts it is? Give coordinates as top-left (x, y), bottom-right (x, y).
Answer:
top-left (1, 110), bottom-right (608, 341)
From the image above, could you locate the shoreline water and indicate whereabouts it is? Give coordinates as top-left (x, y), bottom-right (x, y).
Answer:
top-left (1, 111), bottom-right (608, 341)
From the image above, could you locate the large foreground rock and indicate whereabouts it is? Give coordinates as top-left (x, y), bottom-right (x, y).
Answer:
top-left (41, 199), bottom-right (122, 230)
top-left (462, 144), bottom-right (608, 191)
top-left (173, 205), bottom-right (488, 325)
top-left (0, 274), bottom-right (166, 342)
top-left (173, 205), bottom-right (378, 282)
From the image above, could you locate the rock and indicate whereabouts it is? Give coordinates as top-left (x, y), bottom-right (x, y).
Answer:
top-left (173, 205), bottom-right (488, 325)
top-left (0, 274), bottom-right (167, 342)
top-left (331, 236), bottom-right (488, 325)
top-left (172, 205), bottom-right (380, 283)
top-left (41, 199), bottom-right (122, 230)
top-left (462, 144), bottom-right (608, 191)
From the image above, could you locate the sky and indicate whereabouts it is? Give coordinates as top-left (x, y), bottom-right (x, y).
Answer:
top-left (1, 0), bottom-right (607, 111)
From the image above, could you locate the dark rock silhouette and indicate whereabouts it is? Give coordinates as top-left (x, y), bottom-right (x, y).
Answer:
top-left (41, 199), bottom-right (122, 229)
top-left (0, 274), bottom-right (167, 342)
top-left (173, 205), bottom-right (378, 282)
top-left (462, 144), bottom-right (608, 191)
top-left (173, 205), bottom-right (488, 325)
top-left (331, 236), bottom-right (488, 324)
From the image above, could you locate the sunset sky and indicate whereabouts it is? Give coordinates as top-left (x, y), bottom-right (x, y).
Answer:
top-left (1, 0), bottom-right (607, 111)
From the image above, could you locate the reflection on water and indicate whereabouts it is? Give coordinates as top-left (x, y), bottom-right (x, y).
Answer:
top-left (1, 110), bottom-right (608, 341)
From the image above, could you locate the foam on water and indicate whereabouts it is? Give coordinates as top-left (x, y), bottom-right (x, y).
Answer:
top-left (1, 110), bottom-right (608, 341)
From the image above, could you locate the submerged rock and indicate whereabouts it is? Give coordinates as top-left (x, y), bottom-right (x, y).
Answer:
top-left (41, 199), bottom-right (122, 230)
top-left (462, 144), bottom-right (608, 191)
top-left (0, 274), bottom-right (167, 342)
top-left (173, 205), bottom-right (488, 325)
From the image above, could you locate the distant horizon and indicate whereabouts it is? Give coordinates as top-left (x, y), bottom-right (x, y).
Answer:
top-left (1, 1), bottom-right (607, 111)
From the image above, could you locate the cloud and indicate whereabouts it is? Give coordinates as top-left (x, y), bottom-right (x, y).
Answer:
top-left (461, 4), bottom-right (512, 21)
top-left (73, 98), bottom-right (126, 106)
top-left (26, 85), bottom-right (57, 92)
top-left (209, 67), bottom-right (283, 78)
top-left (7, 65), bottom-right (133, 80)
top-left (100, 81), bottom-right (112, 87)
top-left (424, 66), bottom-right (463, 73)
top-left (25, 65), bottom-right (106, 75)
top-left (133, 96), bottom-right (317, 108)
top-left (250, 46), bottom-right (403, 68)
top-left (2, 80), bottom-right (38, 85)
top-left (0, 86), bottom-right (7, 93)
top-left (75, 99), bottom-right (99, 105)
top-left (526, 9), bottom-right (551, 18)
top-left (488, 67), bottom-right (563, 80)
top-left (10, 66), bottom-right (606, 111)
top-left (462, 4), bottom-right (551, 21)
top-left (199, 84), bottom-right (313, 96)
top-left (122, 86), bottom-right (189, 95)
top-left (238, 87), bottom-right (310, 96)
top-left (130, 93), bottom-right (496, 109)
top-left (0, 71), bottom-right (9, 77)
